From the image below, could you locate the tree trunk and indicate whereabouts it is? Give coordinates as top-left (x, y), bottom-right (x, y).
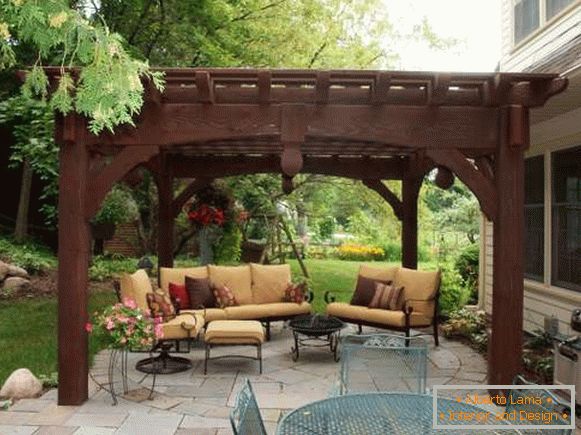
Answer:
top-left (14, 160), bottom-right (33, 243)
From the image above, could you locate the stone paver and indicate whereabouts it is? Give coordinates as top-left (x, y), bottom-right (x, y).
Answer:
top-left (0, 324), bottom-right (515, 434)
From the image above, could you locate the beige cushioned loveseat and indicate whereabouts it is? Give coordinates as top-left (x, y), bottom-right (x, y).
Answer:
top-left (325, 265), bottom-right (441, 345)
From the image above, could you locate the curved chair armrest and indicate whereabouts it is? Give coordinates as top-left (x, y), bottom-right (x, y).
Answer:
top-left (324, 291), bottom-right (336, 304)
top-left (304, 289), bottom-right (314, 303)
top-left (193, 304), bottom-right (208, 321)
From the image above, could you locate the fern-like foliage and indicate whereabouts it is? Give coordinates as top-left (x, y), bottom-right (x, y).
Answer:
top-left (0, 0), bottom-right (165, 134)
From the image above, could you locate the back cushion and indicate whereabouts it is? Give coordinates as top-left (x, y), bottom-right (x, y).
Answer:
top-left (394, 267), bottom-right (440, 302)
top-left (359, 264), bottom-right (398, 282)
top-left (159, 266), bottom-right (208, 293)
top-left (208, 265), bottom-right (253, 305)
top-left (119, 269), bottom-right (153, 311)
top-left (251, 263), bottom-right (291, 304)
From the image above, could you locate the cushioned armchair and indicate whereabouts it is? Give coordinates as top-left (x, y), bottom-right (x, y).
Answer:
top-left (117, 269), bottom-right (205, 372)
top-left (325, 266), bottom-right (441, 345)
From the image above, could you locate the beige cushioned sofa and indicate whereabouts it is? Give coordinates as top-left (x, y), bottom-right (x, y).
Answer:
top-left (125, 263), bottom-right (312, 340)
top-left (325, 265), bottom-right (441, 345)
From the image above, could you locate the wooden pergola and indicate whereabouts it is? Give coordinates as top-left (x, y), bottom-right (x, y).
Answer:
top-left (49, 68), bottom-right (567, 405)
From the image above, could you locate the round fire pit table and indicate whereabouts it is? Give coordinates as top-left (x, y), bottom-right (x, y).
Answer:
top-left (289, 314), bottom-right (346, 362)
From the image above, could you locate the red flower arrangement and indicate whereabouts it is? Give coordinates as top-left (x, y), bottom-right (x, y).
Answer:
top-left (187, 204), bottom-right (226, 227)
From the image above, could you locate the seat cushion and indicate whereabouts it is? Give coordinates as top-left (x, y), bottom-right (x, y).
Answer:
top-left (364, 308), bottom-right (406, 327)
top-left (359, 264), bottom-right (399, 282)
top-left (162, 313), bottom-right (204, 340)
top-left (394, 268), bottom-right (440, 302)
top-left (326, 302), bottom-right (369, 321)
top-left (208, 265), bottom-right (253, 305)
top-left (250, 263), bottom-right (291, 304)
top-left (159, 266), bottom-right (208, 293)
top-left (205, 320), bottom-right (265, 344)
top-left (119, 269), bottom-right (153, 312)
top-left (181, 308), bottom-right (228, 322)
top-left (225, 302), bottom-right (311, 320)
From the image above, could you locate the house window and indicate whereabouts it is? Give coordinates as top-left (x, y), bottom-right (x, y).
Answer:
top-left (552, 146), bottom-right (581, 291)
top-left (524, 156), bottom-right (544, 280)
top-left (514, 0), bottom-right (540, 44)
top-left (513, 0), bottom-right (576, 45)
top-left (546, 0), bottom-right (575, 19)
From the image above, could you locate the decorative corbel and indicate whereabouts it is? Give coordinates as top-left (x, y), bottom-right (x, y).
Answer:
top-left (280, 104), bottom-right (306, 177)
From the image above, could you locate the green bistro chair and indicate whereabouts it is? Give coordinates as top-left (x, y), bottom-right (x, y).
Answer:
top-left (230, 379), bottom-right (267, 435)
top-left (337, 334), bottom-right (428, 396)
top-left (505, 375), bottom-right (573, 434)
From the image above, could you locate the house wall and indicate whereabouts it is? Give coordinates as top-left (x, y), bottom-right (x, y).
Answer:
top-left (481, 1), bottom-right (581, 335)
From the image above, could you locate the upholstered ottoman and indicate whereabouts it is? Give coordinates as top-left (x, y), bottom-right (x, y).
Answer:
top-left (204, 320), bottom-right (265, 374)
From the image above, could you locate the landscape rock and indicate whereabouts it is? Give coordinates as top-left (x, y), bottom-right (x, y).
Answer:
top-left (0, 261), bottom-right (8, 281)
top-left (0, 368), bottom-right (42, 400)
top-left (7, 264), bottom-right (29, 279)
top-left (3, 276), bottom-right (31, 293)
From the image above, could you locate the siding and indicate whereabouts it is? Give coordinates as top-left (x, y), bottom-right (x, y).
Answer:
top-left (500, 3), bottom-right (581, 71)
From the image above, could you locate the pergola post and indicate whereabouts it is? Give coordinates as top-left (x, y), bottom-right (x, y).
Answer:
top-left (402, 175), bottom-right (422, 269)
top-left (56, 115), bottom-right (91, 405)
top-left (157, 157), bottom-right (174, 268)
top-left (488, 106), bottom-right (527, 384)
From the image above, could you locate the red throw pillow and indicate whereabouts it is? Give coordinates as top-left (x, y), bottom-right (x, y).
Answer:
top-left (169, 282), bottom-right (191, 310)
top-left (213, 284), bottom-right (238, 308)
top-left (283, 282), bottom-right (306, 304)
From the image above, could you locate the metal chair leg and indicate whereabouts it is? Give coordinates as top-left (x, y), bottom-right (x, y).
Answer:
top-left (204, 344), bottom-right (210, 375)
top-left (258, 344), bottom-right (262, 374)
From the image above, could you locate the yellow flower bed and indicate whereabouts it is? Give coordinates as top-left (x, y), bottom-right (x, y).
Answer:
top-left (336, 243), bottom-right (385, 261)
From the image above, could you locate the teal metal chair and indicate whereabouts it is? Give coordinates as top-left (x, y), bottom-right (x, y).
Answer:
top-left (230, 379), bottom-right (267, 435)
top-left (336, 334), bottom-right (428, 395)
top-left (505, 375), bottom-right (573, 434)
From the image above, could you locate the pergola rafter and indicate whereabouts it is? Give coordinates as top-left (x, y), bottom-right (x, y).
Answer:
top-left (48, 67), bottom-right (567, 406)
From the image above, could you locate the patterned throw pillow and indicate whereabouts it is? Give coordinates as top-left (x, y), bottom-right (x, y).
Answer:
top-left (283, 282), bottom-right (306, 304)
top-left (212, 284), bottom-right (238, 308)
top-left (146, 291), bottom-right (176, 320)
top-left (368, 283), bottom-right (404, 310)
top-left (350, 275), bottom-right (391, 306)
top-left (168, 282), bottom-right (191, 310)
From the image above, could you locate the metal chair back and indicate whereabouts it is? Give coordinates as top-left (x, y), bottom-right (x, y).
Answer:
top-left (230, 379), bottom-right (267, 435)
top-left (338, 334), bottom-right (428, 395)
top-left (505, 375), bottom-right (572, 434)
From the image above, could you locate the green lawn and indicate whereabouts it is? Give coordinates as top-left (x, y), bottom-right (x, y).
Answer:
top-left (288, 259), bottom-right (435, 312)
top-left (0, 291), bottom-right (116, 386)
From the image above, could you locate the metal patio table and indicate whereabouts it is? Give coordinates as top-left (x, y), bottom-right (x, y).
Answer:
top-left (276, 392), bottom-right (550, 434)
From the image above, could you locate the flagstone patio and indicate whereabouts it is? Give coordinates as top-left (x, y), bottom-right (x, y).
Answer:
top-left (0, 324), bottom-right (491, 435)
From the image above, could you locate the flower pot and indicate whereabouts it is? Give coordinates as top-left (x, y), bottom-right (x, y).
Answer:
top-left (198, 226), bottom-right (221, 265)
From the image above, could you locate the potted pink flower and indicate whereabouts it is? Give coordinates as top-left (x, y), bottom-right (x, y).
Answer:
top-left (87, 298), bottom-right (163, 350)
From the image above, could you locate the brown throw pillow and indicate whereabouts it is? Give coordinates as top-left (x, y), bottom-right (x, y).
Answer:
top-left (213, 284), bottom-right (238, 308)
top-left (283, 282), bottom-right (306, 304)
top-left (185, 276), bottom-right (216, 309)
top-left (350, 275), bottom-right (391, 306)
top-left (369, 282), bottom-right (404, 310)
top-left (146, 292), bottom-right (176, 320)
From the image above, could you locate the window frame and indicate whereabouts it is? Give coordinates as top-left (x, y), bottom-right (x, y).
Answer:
top-left (512, 0), bottom-right (578, 49)
top-left (524, 155), bottom-right (545, 281)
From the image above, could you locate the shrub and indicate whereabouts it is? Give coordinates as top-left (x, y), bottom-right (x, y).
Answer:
top-left (455, 243), bottom-right (479, 303)
top-left (336, 244), bottom-right (385, 261)
top-left (438, 262), bottom-right (470, 316)
top-left (89, 255), bottom-right (140, 281)
top-left (441, 308), bottom-right (487, 352)
top-left (214, 223), bottom-right (243, 265)
top-left (379, 241), bottom-right (401, 261)
top-left (0, 236), bottom-right (56, 273)
top-left (93, 186), bottom-right (139, 226)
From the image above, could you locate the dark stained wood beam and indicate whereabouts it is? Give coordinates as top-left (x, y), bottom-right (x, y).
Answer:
top-left (86, 145), bottom-right (159, 219)
top-left (280, 104), bottom-right (306, 176)
top-left (257, 71), bottom-right (271, 103)
top-left (195, 71), bottom-right (214, 103)
top-left (57, 115), bottom-right (91, 405)
top-left (169, 155), bottom-right (404, 180)
top-left (362, 179), bottom-right (403, 220)
top-left (156, 156), bottom-right (174, 268)
top-left (427, 73), bottom-right (451, 106)
top-left (171, 177), bottom-right (214, 219)
top-left (401, 174), bottom-right (422, 269)
top-left (315, 71), bottom-right (330, 103)
top-left (426, 149), bottom-right (498, 221)
top-left (87, 105), bottom-right (499, 152)
top-left (372, 72), bottom-right (391, 104)
top-left (488, 106), bottom-right (526, 386)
